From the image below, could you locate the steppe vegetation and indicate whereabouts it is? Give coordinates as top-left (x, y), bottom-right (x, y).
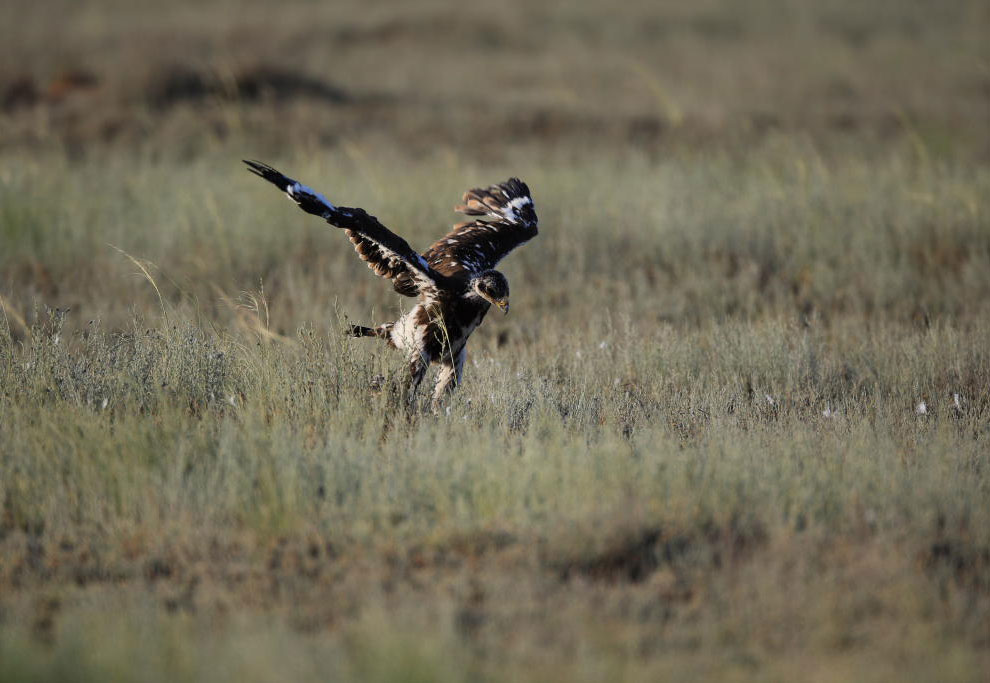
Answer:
top-left (1, 0), bottom-right (988, 680)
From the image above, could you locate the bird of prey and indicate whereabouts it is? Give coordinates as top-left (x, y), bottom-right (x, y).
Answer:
top-left (244, 161), bottom-right (538, 407)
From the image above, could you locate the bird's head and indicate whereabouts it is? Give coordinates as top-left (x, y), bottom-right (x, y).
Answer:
top-left (472, 271), bottom-right (510, 314)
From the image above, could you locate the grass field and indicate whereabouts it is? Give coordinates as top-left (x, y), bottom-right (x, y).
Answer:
top-left (2, 1), bottom-right (989, 681)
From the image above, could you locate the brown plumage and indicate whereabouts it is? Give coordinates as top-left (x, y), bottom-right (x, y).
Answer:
top-left (244, 160), bottom-right (538, 408)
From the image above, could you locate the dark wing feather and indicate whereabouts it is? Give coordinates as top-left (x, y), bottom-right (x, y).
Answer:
top-left (244, 160), bottom-right (439, 298)
top-left (421, 219), bottom-right (536, 278)
top-left (423, 178), bottom-right (538, 277)
top-left (454, 178), bottom-right (536, 229)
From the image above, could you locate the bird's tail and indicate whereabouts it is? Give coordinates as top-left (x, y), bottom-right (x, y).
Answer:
top-left (347, 323), bottom-right (392, 340)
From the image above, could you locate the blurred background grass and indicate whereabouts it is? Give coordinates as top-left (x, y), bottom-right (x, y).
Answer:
top-left (1, 1), bottom-right (989, 681)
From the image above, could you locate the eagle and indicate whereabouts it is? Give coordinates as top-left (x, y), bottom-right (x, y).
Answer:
top-left (244, 160), bottom-right (538, 407)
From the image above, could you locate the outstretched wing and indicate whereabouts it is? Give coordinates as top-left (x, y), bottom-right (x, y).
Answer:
top-left (244, 160), bottom-right (440, 298)
top-left (418, 178), bottom-right (539, 281)
top-left (455, 177), bottom-right (537, 229)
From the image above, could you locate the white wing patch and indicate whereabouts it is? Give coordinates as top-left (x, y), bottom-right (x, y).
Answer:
top-left (286, 181), bottom-right (336, 217)
top-left (501, 196), bottom-right (532, 223)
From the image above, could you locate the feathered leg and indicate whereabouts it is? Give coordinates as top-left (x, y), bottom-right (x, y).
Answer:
top-left (402, 356), bottom-right (429, 408)
top-left (431, 347), bottom-right (466, 412)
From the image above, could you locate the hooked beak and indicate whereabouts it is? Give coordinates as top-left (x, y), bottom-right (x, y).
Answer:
top-left (496, 299), bottom-right (509, 315)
